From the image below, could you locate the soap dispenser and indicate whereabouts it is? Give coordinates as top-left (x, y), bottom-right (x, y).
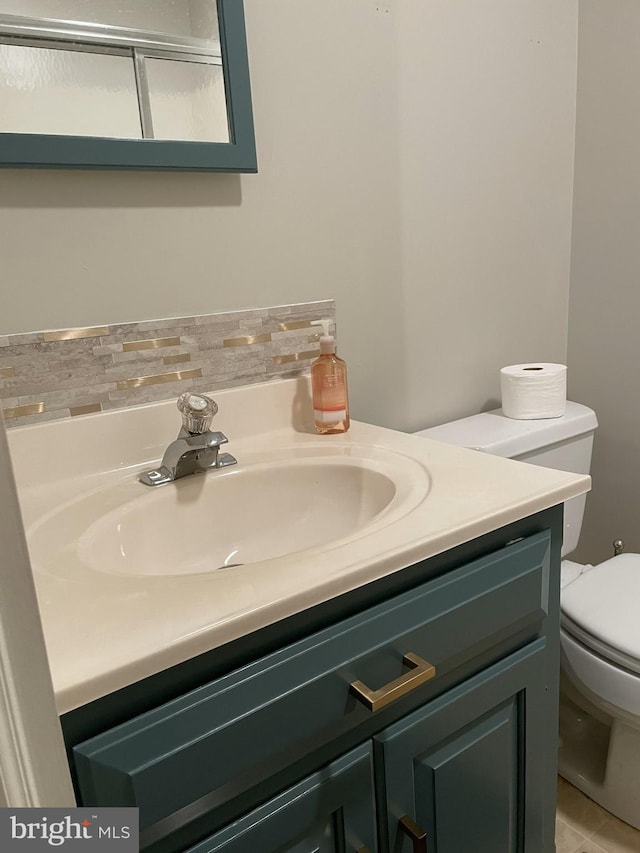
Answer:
top-left (310, 319), bottom-right (350, 434)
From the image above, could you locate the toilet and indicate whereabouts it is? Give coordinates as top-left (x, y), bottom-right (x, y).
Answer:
top-left (416, 402), bottom-right (640, 830)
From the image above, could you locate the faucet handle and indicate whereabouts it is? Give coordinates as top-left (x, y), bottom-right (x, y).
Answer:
top-left (177, 392), bottom-right (218, 434)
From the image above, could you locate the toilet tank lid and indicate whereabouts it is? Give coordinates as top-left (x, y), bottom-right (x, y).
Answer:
top-left (414, 401), bottom-right (598, 458)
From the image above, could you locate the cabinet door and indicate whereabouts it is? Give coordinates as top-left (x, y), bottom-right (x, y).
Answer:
top-left (185, 744), bottom-right (377, 853)
top-left (375, 638), bottom-right (554, 853)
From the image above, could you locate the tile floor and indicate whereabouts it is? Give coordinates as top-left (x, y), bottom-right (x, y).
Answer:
top-left (556, 776), bottom-right (640, 852)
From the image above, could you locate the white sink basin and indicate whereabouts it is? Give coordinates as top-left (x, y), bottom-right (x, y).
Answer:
top-left (27, 445), bottom-right (429, 579)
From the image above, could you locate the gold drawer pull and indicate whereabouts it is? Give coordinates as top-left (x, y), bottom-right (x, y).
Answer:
top-left (399, 814), bottom-right (428, 852)
top-left (350, 653), bottom-right (436, 712)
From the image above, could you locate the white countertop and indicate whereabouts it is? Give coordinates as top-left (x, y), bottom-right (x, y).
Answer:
top-left (8, 377), bottom-right (590, 714)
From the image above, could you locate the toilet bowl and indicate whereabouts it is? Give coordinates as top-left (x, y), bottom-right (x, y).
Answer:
top-left (558, 555), bottom-right (640, 827)
top-left (415, 403), bottom-right (640, 829)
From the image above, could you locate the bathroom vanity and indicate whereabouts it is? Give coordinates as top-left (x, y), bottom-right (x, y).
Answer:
top-left (8, 378), bottom-right (589, 853)
top-left (64, 512), bottom-right (561, 853)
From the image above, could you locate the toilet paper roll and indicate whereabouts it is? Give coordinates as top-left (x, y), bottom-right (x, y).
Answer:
top-left (500, 363), bottom-right (567, 419)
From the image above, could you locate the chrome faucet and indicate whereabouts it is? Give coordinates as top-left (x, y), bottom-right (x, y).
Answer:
top-left (139, 392), bottom-right (237, 486)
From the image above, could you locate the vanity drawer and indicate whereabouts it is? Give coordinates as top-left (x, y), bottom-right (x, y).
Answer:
top-left (73, 531), bottom-right (551, 833)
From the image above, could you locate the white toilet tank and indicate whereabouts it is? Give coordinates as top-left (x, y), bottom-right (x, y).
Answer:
top-left (415, 401), bottom-right (598, 556)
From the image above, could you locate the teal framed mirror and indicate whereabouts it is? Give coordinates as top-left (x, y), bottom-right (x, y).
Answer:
top-left (0, 0), bottom-right (257, 172)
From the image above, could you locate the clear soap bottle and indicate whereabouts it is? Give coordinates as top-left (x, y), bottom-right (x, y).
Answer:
top-left (310, 319), bottom-right (350, 434)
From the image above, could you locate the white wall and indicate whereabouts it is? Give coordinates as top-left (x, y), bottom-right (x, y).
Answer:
top-left (568, 0), bottom-right (640, 563)
top-left (0, 0), bottom-right (579, 432)
top-left (396, 0), bottom-right (578, 430)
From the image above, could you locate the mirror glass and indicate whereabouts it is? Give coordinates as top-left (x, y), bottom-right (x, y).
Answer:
top-left (0, 1), bottom-right (229, 142)
top-left (0, 0), bottom-right (256, 170)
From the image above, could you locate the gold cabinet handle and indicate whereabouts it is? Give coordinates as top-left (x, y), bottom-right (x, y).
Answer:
top-left (399, 814), bottom-right (428, 852)
top-left (350, 653), bottom-right (436, 712)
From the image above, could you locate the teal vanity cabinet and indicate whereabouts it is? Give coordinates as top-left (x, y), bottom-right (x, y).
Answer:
top-left (62, 507), bottom-right (563, 853)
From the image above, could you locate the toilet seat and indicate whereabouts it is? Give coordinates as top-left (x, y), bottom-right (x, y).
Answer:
top-left (561, 553), bottom-right (640, 666)
top-left (560, 628), bottom-right (640, 721)
top-left (561, 614), bottom-right (640, 676)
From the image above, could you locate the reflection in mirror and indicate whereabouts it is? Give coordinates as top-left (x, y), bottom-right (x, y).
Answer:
top-left (0, 0), bottom-right (220, 39)
top-left (146, 56), bottom-right (228, 142)
top-left (0, 0), bottom-right (230, 142)
top-left (0, 43), bottom-right (142, 137)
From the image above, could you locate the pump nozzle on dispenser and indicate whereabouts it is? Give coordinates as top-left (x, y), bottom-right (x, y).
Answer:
top-left (311, 318), bottom-right (336, 355)
top-left (311, 318), bottom-right (333, 337)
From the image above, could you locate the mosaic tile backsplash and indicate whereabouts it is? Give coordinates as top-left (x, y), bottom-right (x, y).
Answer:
top-left (0, 301), bottom-right (335, 427)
